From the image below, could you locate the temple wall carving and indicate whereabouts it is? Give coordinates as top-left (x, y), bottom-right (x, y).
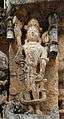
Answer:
top-left (0, 1), bottom-right (64, 119)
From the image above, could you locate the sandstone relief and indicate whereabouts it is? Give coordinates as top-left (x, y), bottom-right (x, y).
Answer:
top-left (0, 1), bottom-right (64, 119)
top-left (15, 18), bottom-right (49, 115)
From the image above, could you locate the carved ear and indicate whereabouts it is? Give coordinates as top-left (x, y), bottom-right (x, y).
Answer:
top-left (24, 25), bottom-right (28, 30)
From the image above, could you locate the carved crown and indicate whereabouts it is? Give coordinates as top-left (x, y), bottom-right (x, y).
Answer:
top-left (24, 18), bottom-right (42, 31)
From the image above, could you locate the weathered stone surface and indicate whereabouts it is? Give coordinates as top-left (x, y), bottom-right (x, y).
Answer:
top-left (5, 113), bottom-right (50, 119)
top-left (14, 18), bottom-right (48, 115)
top-left (9, 17), bottom-right (23, 98)
top-left (4, 106), bottom-right (59, 119)
top-left (8, 14), bottom-right (59, 118)
top-left (0, 51), bottom-right (9, 118)
top-left (0, 2), bottom-right (63, 118)
top-left (0, 37), bottom-right (8, 56)
top-left (0, 51), bottom-right (8, 70)
top-left (41, 58), bottom-right (59, 114)
top-left (50, 105), bottom-right (59, 119)
top-left (9, 0), bottom-right (61, 5)
top-left (58, 29), bottom-right (64, 103)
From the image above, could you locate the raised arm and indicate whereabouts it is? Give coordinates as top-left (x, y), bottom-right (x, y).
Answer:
top-left (40, 47), bottom-right (49, 80)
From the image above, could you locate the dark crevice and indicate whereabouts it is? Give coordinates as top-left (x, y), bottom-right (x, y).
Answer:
top-left (0, 0), bottom-right (4, 8)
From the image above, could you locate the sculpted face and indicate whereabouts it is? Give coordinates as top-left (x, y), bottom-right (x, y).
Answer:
top-left (25, 18), bottom-right (42, 42)
top-left (27, 26), bottom-right (40, 42)
top-left (27, 19), bottom-right (40, 29)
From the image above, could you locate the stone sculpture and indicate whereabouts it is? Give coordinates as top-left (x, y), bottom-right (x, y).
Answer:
top-left (3, 16), bottom-right (24, 118)
top-left (15, 18), bottom-right (49, 115)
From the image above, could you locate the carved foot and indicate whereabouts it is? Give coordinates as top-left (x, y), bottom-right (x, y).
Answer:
top-left (25, 106), bottom-right (34, 114)
top-left (36, 104), bottom-right (43, 115)
top-left (36, 109), bottom-right (43, 115)
top-left (43, 79), bottom-right (47, 83)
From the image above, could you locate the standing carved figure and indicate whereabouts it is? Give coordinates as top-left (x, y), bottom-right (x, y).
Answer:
top-left (20, 19), bottom-right (49, 115)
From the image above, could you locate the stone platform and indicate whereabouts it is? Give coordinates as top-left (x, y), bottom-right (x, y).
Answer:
top-left (4, 105), bottom-right (59, 119)
top-left (4, 113), bottom-right (59, 119)
top-left (5, 113), bottom-right (50, 119)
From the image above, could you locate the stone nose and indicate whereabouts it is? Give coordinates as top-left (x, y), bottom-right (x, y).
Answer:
top-left (32, 32), bottom-right (34, 36)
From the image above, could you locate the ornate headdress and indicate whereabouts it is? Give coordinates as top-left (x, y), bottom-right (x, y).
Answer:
top-left (24, 18), bottom-right (42, 31)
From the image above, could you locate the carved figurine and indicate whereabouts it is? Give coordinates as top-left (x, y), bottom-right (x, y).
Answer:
top-left (18, 18), bottom-right (48, 115)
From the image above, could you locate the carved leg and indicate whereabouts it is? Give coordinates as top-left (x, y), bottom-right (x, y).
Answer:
top-left (25, 105), bottom-right (34, 114)
top-left (35, 83), bottom-right (43, 115)
top-left (25, 92), bottom-right (34, 114)
top-left (31, 83), bottom-right (37, 100)
top-left (36, 104), bottom-right (43, 115)
top-left (39, 81), bottom-right (47, 100)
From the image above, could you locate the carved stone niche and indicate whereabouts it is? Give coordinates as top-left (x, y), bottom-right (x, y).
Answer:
top-left (14, 18), bottom-right (48, 115)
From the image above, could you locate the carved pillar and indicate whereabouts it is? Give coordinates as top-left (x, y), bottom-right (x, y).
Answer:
top-left (9, 16), bottom-right (22, 99)
top-left (58, 21), bottom-right (64, 119)
top-left (48, 13), bottom-right (59, 59)
top-left (47, 13), bottom-right (59, 114)
top-left (6, 16), bottom-right (14, 42)
top-left (42, 14), bottom-right (59, 118)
